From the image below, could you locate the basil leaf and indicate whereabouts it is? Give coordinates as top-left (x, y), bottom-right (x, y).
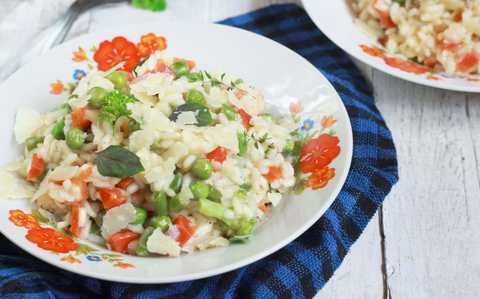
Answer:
top-left (169, 103), bottom-right (213, 126)
top-left (96, 145), bottom-right (144, 178)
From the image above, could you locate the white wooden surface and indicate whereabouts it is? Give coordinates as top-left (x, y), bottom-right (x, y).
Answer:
top-left (6, 0), bottom-right (480, 298)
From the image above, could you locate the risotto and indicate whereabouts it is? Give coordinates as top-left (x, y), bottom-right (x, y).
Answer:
top-left (350, 0), bottom-right (480, 75)
top-left (1, 49), bottom-right (336, 257)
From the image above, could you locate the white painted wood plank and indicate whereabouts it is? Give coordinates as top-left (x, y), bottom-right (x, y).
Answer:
top-left (373, 70), bottom-right (480, 299)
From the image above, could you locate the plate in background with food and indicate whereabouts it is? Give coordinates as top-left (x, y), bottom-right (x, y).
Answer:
top-left (303, 0), bottom-right (480, 92)
top-left (0, 21), bottom-right (352, 283)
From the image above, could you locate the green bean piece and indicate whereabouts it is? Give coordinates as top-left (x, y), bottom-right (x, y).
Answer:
top-left (185, 89), bottom-right (206, 105)
top-left (222, 104), bottom-right (237, 121)
top-left (135, 226), bottom-right (155, 256)
top-left (66, 128), bottom-right (85, 150)
top-left (131, 207), bottom-right (147, 225)
top-left (169, 172), bottom-right (183, 193)
top-left (25, 136), bottom-right (44, 151)
top-left (51, 119), bottom-right (65, 140)
top-left (169, 62), bottom-right (189, 78)
top-left (198, 198), bottom-right (226, 220)
top-left (150, 216), bottom-right (172, 232)
top-left (191, 159), bottom-right (213, 180)
top-left (190, 181), bottom-right (210, 200)
top-left (152, 191), bottom-right (168, 216)
top-left (207, 185), bottom-right (222, 203)
top-left (237, 132), bottom-right (248, 156)
top-left (107, 71), bottom-right (128, 90)
top-left (169, 195), bottom-right (187, 213)
top-left (282, 139), bottom-right (295, 155)
top-left (88, 87), bottom-right (108, 108)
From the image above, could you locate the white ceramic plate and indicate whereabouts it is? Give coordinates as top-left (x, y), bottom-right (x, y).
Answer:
top-left (302, 0), bottom-right (480, 93)
top-left (0, 21), bottom-right (352, 283)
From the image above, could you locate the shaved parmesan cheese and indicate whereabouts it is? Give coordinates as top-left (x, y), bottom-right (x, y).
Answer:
top-left (0, 169), bottom-right (34, 199)
top-left (14, 107), bottom-right (43, 143)
top-left (146, 228), bottom-right (181, 257)
top-left (48, 166), bottom-right (79, 181)
top-left (101, 202), bottom-right (136, 239)
top-left (176, 111), bottom-right (197, 126)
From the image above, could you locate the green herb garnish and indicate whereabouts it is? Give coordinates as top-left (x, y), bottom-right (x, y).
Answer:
top-left (96, 145), bottom-right (144, 178)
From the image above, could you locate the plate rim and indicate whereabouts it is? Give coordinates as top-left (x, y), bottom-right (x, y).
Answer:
top-left (0, 20), bottom-right (353, 283)
top-left (302, 0), bottom-right (480, 93)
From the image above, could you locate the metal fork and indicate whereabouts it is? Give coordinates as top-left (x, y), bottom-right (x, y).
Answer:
top-left (1, 0), bottom-right (125, 81)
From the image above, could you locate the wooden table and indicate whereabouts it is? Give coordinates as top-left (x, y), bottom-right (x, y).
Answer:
top-left (53, 0), bottom-right (480, 297)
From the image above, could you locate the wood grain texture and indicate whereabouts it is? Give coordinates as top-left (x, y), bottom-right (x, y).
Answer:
top-left (373, 70), bottom-right (480, 299)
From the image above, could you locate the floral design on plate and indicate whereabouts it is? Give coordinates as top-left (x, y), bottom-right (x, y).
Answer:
top-left (8, 209), bottom-right (135, 268)
top-left (360, 44), bottom-right (480, 83)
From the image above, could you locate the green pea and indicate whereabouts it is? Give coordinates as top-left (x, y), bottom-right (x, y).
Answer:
top-left (185, 89), bottom-right (205, 105)
top-left (237, 132), bottom-right (248, 156)
top-left (190, 181), bottom-right (210, 200)
top-left (152, 191), bottom-right (168, 216)
top-left (282, 139), bottom-right (295, 155)
top-left (136, 226), bottom-right (155, 256)
top-left (169, 62), bottom-right (189, 78)
top-left (51, 119), bottom-right (65, 140)
top-left (222, 104), bottom-right (237, 121)
top-left (131, 207), bottom-right (147, 225)
top-left (186, 72), bottom-right (203, 82)
top-left (169, 195), bottom-right (187, 213)
top-left (107, 71), bottom-right (128, 90)
top-left (169, 172), bottom-right (183, 193)
top-left (191, 159), bottom-right (213, 180)
top-left (66, 128), bottom-right (85, 150)
top-left (25, 136), bottom-right (44, 151)
top-left (88, 87), bottom-right (108, 108)
top-left (208, 185), bottom-right (222, 203)
top-left (150, 216), bottom-right (172, 232)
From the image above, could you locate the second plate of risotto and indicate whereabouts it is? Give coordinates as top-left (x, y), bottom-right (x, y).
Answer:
top-left (0, 21), bottom-right (352, 283)
top-left (303, 0), bottom-right (480, 92)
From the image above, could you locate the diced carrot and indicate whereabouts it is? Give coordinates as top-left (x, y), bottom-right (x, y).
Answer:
top-left (173, 215), bottom-right (195, 247)
top-left (70, 204), bottom-right (81, 237)
top-left (206, 147), bottom-right (228, 163)
top-left (71, 107), bottom-right (91, 130)
top-left (237, 109), bottom-right (252, 129)
top-left (457, 51), bottom-right (479, 73)
top-left (438, 40), bottom-right (460, 51)
top-left (116, 177), bottom-right (135, 190)
top-left (27, 154), bottom-right (45, 181)
top-left (108, 230), bottom-right (140, 253)
top-left (97, 187), bottom-right (128, 210)
top-left (376, 9), bottom-right (396, 28)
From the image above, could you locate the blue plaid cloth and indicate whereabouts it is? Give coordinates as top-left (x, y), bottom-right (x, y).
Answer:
top-left (0, 4), bottom-right (398, 298)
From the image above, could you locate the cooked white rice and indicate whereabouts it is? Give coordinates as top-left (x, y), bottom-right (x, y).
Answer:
top-left (2, 51), bottom-right (307, 257)
top-left (351, 0), bottom-right (480, 74)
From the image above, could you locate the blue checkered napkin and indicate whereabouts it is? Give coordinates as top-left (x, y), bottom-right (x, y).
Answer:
top-left (0, 4), bottom-right (398, 299)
